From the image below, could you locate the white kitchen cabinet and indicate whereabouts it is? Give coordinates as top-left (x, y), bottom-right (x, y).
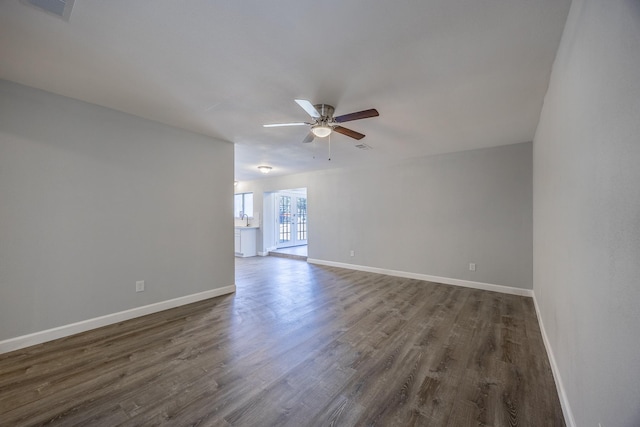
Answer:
top-left (234, 227), bottom-right (257, 257)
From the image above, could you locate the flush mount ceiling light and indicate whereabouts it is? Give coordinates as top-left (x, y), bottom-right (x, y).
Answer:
top-left (257, 165), bottom-right (272, 174)
top-left (311, 124), bottom-right (332, 138)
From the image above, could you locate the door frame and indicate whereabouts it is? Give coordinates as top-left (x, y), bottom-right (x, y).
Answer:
top-left (276, 192), bottom-right (307, 248)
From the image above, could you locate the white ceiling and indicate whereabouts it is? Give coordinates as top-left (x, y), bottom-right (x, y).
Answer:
top-left (0, 0), bottom-right (571, 181)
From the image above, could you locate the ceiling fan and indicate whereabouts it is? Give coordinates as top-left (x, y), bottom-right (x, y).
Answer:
top-left (263, 99), bottom-right (379, 143)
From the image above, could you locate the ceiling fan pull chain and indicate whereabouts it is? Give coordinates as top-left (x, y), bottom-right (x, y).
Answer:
top-left (313, 137), bottom-right (317, 159)
top-left (328, 133), bottom-right (331, 161)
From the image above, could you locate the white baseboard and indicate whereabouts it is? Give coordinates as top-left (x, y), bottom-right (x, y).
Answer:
top-left (306, 258), bottom-right (533, 297)
top-left (0, 285), bottom-right (236, 355)
top-left (532, 294), bottom-right (576, 427)
top-left (258, 251), bottom-right (269, 256)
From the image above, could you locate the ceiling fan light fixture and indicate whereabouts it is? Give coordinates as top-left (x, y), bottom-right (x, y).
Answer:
top-left (257, 165), bottom-right (272, 174)
top-left (311, 124), bottom-right (332, 138)
top-left (263, 99), bottom-right (378, 143)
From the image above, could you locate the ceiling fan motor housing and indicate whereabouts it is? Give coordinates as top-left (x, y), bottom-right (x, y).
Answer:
top-left (313, 104), bottom-right (335, 121)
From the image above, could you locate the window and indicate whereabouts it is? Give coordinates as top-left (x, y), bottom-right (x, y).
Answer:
top-left (297, 197), bottom-right (307, 241)
top-left (234, 192), bottom-right (254, 218)
top-left (279, 196), bottom-right (291, 243)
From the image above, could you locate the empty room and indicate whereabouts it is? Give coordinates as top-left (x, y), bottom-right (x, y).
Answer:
top-left (1, 1), bottom-right (638, 426)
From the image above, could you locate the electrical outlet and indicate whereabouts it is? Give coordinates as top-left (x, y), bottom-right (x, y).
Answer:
top-left (350, 250), bottom-right (355, 257)
top-left (136, 280), bottom-right (145, 292)
top-left (469, 263), bottom-right (476, 272)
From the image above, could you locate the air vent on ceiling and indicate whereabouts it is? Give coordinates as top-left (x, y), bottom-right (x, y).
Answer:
top-left (27, 0), bottom-right (74, 20)
top-left (355, 143), bottom-right (372, 150)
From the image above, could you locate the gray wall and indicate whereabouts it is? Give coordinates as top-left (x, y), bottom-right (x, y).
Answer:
top-left (0, 80), bottom-right (235, 341)
top-left (239, 142), bottom-right (533, 289)
top-left (532, 0), bottom-right (640, 425)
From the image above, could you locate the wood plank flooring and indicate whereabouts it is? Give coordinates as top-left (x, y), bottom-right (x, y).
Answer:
top-left (0, 256), bottom-right (565, 426)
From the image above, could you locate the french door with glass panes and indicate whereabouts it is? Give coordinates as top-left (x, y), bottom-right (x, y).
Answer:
top-left (277, 195), bottom-right (307, 248)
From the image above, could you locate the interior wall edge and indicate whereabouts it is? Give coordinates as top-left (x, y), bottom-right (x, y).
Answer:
top-left (0, 285), bottom-right (236, 355)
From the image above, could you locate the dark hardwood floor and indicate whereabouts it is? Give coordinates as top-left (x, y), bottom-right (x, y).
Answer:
top-left (0, 256), bottom-right (565, 426)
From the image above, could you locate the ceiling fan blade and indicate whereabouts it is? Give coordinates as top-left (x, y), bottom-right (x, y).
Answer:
top-left (263, 122), bottom-right (308, 127)
top-left (302, 132), bottom-right (315, 143)
top-left (334, 108), bottom-right (379, 123)
top-left (333, 126), bottom-right (365, 140)
top-left (295, 99), bottom-right (321, 118)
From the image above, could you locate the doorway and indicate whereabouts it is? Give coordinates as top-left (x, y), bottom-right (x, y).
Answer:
top-left (263, 188), bottom-right (308, 257)
top-left (277, 192), bottom-right (307, 248)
